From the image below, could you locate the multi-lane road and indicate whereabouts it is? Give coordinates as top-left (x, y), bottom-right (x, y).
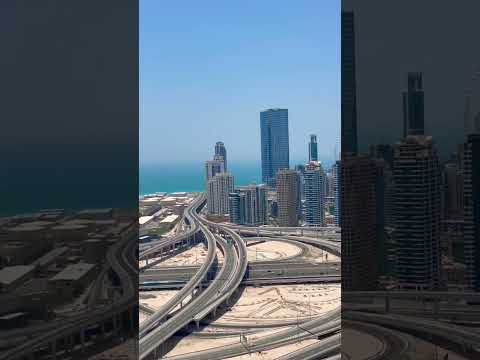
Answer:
top-left (139, 200), bottom-right (249, 359)
top-left (0, 223), bottom-right (138, 360)
top-left (139, 193), bottom-right (342, 360)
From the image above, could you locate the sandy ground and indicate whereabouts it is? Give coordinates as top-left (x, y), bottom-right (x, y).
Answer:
top-left (89, 339), bottom-right (137, 359)
top-left (139, 311), bottom-right (147, 324)
top-left (305, 245), bottom-right (340, 263)
top-left (163, 284), bottom-right (340, 357)
top-left (164, 327), bottom-right (291, 357)
top-left (215, 284), bottom-right (340, 324)
top-left (400, 332), bottom-right (468, 360)
top-left (139, 243), bottom-right (224, 268)
top-left (159, 243), bottom-right (224, 266)
top-left (225, 338), bottom-right (319, 359)
top-left (246, 240), bottom-right (302, 261)
top-left (139, 290), bottom-right (187, 312)
top-left (343, 327), bottom-right (469, 360)
top-left (342, 328), bottom-right (384, 359)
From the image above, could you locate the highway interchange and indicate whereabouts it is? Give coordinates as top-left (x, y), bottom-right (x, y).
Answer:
top-left (139, 193), bottom-right (480, 360)
top-left (138, 194), bottom-right (342, 359)
top-left (0, 222), bottom-right (138, 360)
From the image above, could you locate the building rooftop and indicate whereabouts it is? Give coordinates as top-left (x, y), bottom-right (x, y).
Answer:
top-left (31, 247), bottom-right (69, 267)
top-left (170, 192), bottom-right (187, 197)
top-left (50, 263), bottom-right (96, 282)
top-left (8, 225), bottom-right (45, 232)
top-left (160, 214), bottom-right (179, 224)
top-left (0, 265), bottom-right (35, 285)
top-left (77, 208), bottom-right (113, 215)
top-left (51, 224), bottom-right (88, 231)
top-left (139, 216), bottom-right (154, 225)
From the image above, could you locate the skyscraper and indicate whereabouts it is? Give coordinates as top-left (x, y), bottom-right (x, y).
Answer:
top-left (308, 134), bottom-right (318, 162)
top-left (392, 136), bottom-right (441, 290)
top-left (402, 72), bottom-right (425, 137)
top-left (229, 185), bottom-right (268, 226)
top-left (463, 133), bottom-right (480, 291)
top-left (304, 162), bottom-right (326, 226)
top-left (341, 11), bottom-right (358, 155)
top-left (276, 169), bottom-right (300, 226)
top-left (229, 192), bottom-right (245, 224)
top-left (341, 154), bottom-right (378, 291)
top-left (333, 160), bottom-right (341, 227)
top-left (260, 108), bottom-right (289, 187)
top-left (215, 141), bottom-right (227, 171)
top-left (207, 173), bottom-right (234, 215)
top-left (205, 155), bottom-right (225, 183)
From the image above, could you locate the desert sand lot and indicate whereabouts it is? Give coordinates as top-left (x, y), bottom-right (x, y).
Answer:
top-left (246, 239), bottom-right (302, 261)
top-left (342, 327), bottom-right (468, 360)
top-left (139, 289), bottom-right (190, 321)
top-left (89, 338), bottom-right (136, 359)
top-left (215, 284), bottom-right (340, 324)
top-left (139, 236), bottom-right (341, 358)
top-left (139, 243), bottom-right (224, 268)
top-left (162, 284), bottom-right (340, 357)
top-left (225, 338), bottom-right (319, 359)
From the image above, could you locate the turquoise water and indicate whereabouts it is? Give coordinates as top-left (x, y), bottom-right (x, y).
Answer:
top-left (140, 161), bottom-right (262, 195)
top-left (140, 158), bottom-right (334, 195)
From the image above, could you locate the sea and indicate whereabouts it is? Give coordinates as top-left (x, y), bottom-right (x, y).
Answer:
top-left (140, 161), bottom-right (262, 195)
top-left (140, 158), bottom-right (335, 195)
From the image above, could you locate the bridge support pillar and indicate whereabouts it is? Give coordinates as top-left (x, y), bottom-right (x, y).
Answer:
top-left (113, 315), bottom-right (119, 334)
top-left (80, 329), bottom-right (86, 352)
top-left (212, 307), bottom-right (217, 318)
top-left (195, 320), bottom-right (200, 330)
top-left (64, 335), bottom-right (73, 353)
top-left (433, 299), bottom-right (439, 319)
top-left (129, 307), bottom-right (135, 330)
top-left (50, 340), bottom-right (57, 360)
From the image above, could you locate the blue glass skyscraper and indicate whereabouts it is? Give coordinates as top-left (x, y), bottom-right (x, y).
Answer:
top-left (260, 108), bottom-right (289, 187)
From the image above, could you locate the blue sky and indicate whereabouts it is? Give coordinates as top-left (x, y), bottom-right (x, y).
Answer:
top-left (140, 0), bottom-right (340, 165)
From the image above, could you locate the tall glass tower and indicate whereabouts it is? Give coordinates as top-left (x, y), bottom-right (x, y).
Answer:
top-left (214, 141), bottom-right (227, 170)
top-left (308, 134), bottom-right (318, 162)
top-left (260, 108), bottom-right (289, 187)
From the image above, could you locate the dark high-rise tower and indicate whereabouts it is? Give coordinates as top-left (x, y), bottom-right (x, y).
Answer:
top-left (341, 11), bottom-right (358, 155)
top-left (276, 169), bottom-right (300, 226)
top-left (215, 141), bottom-right (227, 171)
top-left (464, 133), bottom-right (480, 291)
top-left (392, 136), bottom-right (441, 290)
top-left (260, 108), bottom-right (289, 187)
top-left (402, 72), bottom-right (425, 137)
top-left (308, 134), bottom-right (318, 162)
top-left (341, 154), bottom-right (378, 290)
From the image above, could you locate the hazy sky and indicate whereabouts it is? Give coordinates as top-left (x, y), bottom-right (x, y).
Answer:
top-left (140, 0), bottom-right (340, 165)
top-left (345, 0), bottom-right (480, 159)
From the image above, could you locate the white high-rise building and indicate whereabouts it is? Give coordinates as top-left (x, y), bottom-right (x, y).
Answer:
top-left (207, 173), bottom-right (234, 215)
top-left (239, 184), bottom-right (268, 225)
top-left (205, 155), bottom-right (225, 183)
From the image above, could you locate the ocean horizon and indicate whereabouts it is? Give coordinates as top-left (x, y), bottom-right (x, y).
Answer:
top-left (140, 158), bottom-right (335, 195)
